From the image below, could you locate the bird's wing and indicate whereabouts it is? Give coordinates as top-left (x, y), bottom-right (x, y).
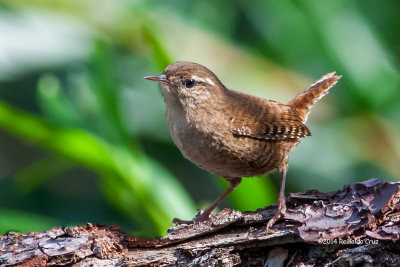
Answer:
top-left (229, 95), bottom-right (311, 141)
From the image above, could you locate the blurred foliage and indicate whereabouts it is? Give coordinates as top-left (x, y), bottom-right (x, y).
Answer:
top-left (0, 0), bottom-right (399, 237)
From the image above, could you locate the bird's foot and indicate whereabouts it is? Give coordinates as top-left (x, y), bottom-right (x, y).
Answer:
top-left (266, 203), bottom-right (287, 233)
top-left (172, 217), bottom-right (194, 225)
top-left (172, 210), bottom-right (210, 226)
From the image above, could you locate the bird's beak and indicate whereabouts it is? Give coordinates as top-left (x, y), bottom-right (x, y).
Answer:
top-left (144, 74), bottom-right (168, 83)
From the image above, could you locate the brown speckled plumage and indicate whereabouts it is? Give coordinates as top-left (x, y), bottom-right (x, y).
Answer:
top-left (144, 62), bottom-right (341, 228)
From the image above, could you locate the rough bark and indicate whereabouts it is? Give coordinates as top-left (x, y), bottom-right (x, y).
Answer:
top-left (1, 178), bottom-right (400, 266)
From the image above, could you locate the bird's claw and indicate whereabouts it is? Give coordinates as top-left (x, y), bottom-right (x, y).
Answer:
top-left (266, 204), bottom-right (287, 233)
top-left (172, 217), bottom-right (194, 226)
top-left (172, 210), bottom-right (209, 226)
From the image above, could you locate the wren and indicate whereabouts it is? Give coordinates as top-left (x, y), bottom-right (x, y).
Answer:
top-left (144, 62), bottom-right (341, 230)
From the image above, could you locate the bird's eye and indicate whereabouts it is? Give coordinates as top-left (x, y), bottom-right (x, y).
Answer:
top-left (185, 79), bottom-right (195, 88)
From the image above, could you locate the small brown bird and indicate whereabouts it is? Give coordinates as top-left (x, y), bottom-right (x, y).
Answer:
top-left (145, 62), bottom-right (341, 230)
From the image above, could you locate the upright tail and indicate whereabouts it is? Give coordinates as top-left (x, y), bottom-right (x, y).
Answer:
top-left (287, 72), bottom-right (341, 123)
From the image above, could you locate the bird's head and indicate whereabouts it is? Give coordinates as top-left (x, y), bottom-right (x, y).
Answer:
top-left (144, 61), bottom-right (224, 108)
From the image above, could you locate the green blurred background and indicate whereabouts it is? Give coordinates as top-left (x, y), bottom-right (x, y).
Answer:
top-left (0, 0), bottom-right (399, 237)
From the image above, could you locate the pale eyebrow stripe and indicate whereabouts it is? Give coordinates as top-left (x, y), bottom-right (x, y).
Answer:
top-left (206, 78), bottom-right (216, 86)
top-left (191, 76), bottom-right (216, 86)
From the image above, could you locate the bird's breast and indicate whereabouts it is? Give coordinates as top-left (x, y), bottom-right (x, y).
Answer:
top-left (165, 105), bottom-right (297, 178)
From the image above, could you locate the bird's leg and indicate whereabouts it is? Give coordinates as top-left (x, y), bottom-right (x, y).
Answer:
top-left (266, 169), bottom-right (287, 232)
top-left (172, 178), bottom-right (242, 225)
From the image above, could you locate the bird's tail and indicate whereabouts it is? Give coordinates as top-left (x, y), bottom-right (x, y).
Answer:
top-left (287, 72), bottom-right (341, 123)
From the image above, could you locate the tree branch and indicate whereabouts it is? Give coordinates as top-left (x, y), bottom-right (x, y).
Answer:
top-left (1, 178), bottom-right (400, 266)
